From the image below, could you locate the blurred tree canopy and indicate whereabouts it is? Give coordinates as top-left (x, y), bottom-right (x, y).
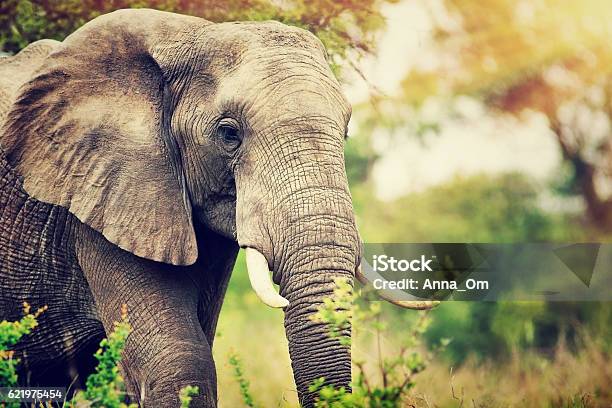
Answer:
top-left (353, 172), bottom-right (605, 363)
top-left (396, 0), bottom-right (612, 230)
top-left (419, 300), bottom-right (611, 364)
top-left (357, 173), bottom-right (580, 243)
top-left (0, 0), bottom-right (397, 72)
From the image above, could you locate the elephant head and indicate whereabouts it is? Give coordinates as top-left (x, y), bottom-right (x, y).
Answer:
top-left (1, 9), bottom-right (431, 405)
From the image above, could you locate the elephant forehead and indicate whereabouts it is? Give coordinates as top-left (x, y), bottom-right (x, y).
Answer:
top-left (188, 21), bottom-right (350, 121)
top-left (212, 21), bottom-right (325, 58)
top-left (215, 69), bottom-right (350, 122)
top-left (247, 22), bottom-right (323, 50)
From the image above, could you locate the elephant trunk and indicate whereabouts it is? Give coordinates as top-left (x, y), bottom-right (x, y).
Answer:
top-left (281, 257), bottom-right (354, 406)
top-left (240, 185), bottom-right (359, 404)
top-left (241, 214), bottom-right (357, 406)
top-left (276, 206), bottom-right (359, 406)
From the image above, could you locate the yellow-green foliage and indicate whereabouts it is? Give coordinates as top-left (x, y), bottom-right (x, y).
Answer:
top-left (309, 278), bottom-right (444, 408)
top-left (0, 303), bottom-right (46, 408)
top-left (1, 0), bottom-right (396, 76)
top-left (310, 278), bottom-right (353, 348)
top-left (179, 385), bottom-right (200, 408)
top-left (228, 349), bottom-right (258, 408)
top-left (72, 305), bottom-right (136, 408)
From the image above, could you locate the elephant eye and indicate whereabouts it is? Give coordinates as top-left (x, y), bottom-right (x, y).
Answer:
top-left (216, 119), bottom-right (242, 150)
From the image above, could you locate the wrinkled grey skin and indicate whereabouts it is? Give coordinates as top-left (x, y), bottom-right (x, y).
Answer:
top-left (0, 9), bottom-right (359, 407)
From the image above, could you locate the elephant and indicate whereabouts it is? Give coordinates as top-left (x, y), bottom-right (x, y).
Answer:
top-left (0, 8), bottom-right (432, 407)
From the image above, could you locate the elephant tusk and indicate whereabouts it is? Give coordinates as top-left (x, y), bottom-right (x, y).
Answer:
top-left (245, 248), bottom-right (289, 308)
top-left (355, 264), bottom-right (439, 310)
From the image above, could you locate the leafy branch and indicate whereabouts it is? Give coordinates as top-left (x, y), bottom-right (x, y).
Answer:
top-left (310, 277), bottom-right (448, 407)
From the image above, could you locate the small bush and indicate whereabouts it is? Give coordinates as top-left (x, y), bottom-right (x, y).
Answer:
top-left (72, 304), bottom-right (136, 408)
top-left (0, 303), bottom-right (46, 408)
top-left (310, 277), bottom-right (447, 408)
top-left (179, 385), bottom-right (200, 408)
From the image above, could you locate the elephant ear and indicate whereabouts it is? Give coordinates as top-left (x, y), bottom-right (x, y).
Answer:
top-left (1, 10), bottom-right (205, 265)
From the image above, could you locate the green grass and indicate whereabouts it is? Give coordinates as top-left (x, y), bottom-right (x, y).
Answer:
top-left (215, 274), bottom-right (611, 407)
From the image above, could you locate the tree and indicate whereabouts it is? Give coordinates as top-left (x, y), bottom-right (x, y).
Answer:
top-left (1, 0), bottom-right (397, 74)
top-left (396, 0), bottom-right (612, 230)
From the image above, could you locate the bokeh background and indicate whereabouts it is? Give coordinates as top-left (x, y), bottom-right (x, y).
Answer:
top-left (2, 0), bottom-right (611, 406)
